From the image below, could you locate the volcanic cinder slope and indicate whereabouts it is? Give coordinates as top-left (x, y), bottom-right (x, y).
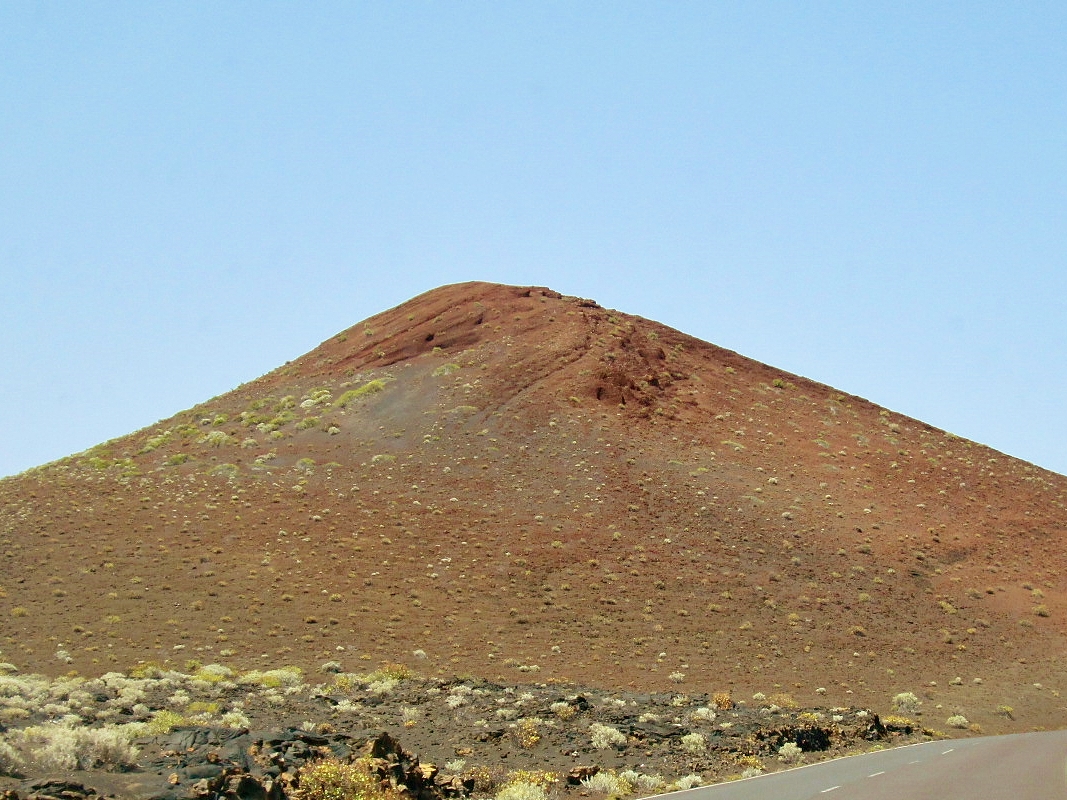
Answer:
top-left (3, 282), bottom-right (1066, 732)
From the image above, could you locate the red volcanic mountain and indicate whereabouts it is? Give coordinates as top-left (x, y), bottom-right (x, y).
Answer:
top-left (2, 282), bottom-right (1065, 731)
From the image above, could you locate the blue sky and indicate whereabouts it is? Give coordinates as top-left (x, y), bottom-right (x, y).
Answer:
top-left (2, 2), bottom-right (1065, 478)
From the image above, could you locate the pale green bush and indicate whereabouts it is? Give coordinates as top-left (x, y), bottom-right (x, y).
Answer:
top-left (495, 783), bottom-right (546, 800)
top-left (200, 430), bottom-right (233, 448)
top-left (673, 775), bottom-right (703, 790)
top-left (680, 732), bottom-right (706, 753)
top-left (17, 723), bottom-right (139, 771)
top-left (778, 742), bottom-right (804, 764)
top-left (589, 722), bottom-right (626, 749)
top-left (893, 692), bottom-right (921, 715)
top-left (689, 706), bottom-right (716, 723)
top-left (238, 667), bottom-right (303, 688)
top-left (581, 771), bottom-right (632, 795)
top-left (629, 772), bottom-right (665, 792)
top-left (0, 738), bottom-right (24, 776)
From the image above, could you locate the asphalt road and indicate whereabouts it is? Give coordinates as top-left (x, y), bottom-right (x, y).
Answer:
top-left (657, 730), bottom-right (1067, 800)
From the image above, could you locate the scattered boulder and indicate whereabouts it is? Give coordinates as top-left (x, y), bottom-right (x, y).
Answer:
top-left (360, 732), bottom-right (472, 799)
top-left (566, 767), bottom-right (599, 785)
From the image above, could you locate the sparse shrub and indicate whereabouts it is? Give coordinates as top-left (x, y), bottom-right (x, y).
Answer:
top-left (193, 664), bottom-right (235, 683)
top-left (367, 663), bottom-right (414, 682)
top-left (0, 738), bottom-right (24, 776)
top-left (446, 693), bottom-right (469, 710)
top-left (736, 755), bottom-right (763, 771)
top-left (881, 715), bottom-right (915, 730)
top-left (893, 692), bottom-right (921, 715)
top-left (209, 463), bottom-right (239, 478)
top-left (139, 431), bottom-right (173, 453)
top-left (463, 765), bottom-right (495, 793)
top-left (220, 710), bottom-right (251, 729)
top-left (200, 430), bottom-right (233, 448)
top-left (238, 667), bottom-right (303, 688)
top-left (680, 732), bottom-right (706, 753)
top-left (301, 389), bottom-right (333, 408)
top-left (778, 742), bottom-right (804, 764)
top-left (549, 701), bottom-right (575, 720)
top-left (581, 770), bottom-right (632, 795)
top-left (495, 783), bottom-right (546, 800)
top-left (18, 723), bottom-right (139, 771)
top-left (294, 757), bottom-right (399, 800)
top-left (494, 772), bottom-right (556, 800)
top-left (146, 710), bottom-right (188, 735)
top-left (946, 715), bottom-right (969, 728)
top-left (672, 775), bottom-right (702, 790)
top-left (634, 773), bottom-right (665, 792)
top-left (335, 380), bottom-right (388, 408)
top-left (367, 677), bottom-right (398, 696)
top-left (127, 663), bottom-right (163, 679)
top-left (712, 691), bottom-right (733, 710)
top-left (513, 718), bottom-right (541, 748)
top-left (589, 722), bottom-right (627, 750)
top-left (689, 706), bottom-right (716, 723)
top-left (617, 770), bottom-right (663, 792)
top-left (267, 411), bottom-right (296, 430)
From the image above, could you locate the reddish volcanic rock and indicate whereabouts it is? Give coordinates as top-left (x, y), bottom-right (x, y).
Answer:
top-left (2, 282), bottom-right (1065, 731)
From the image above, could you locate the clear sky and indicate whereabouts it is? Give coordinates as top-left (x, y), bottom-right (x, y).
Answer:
top-left (2, 2), bottom-right (1065, 479)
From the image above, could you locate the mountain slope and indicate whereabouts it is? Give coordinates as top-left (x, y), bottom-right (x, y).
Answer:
top-left (2, 282), bottom-right (1065, 731)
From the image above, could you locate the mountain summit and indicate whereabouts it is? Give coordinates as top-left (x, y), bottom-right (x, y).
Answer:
top-left (2, 282), bottom-right (1065, 730)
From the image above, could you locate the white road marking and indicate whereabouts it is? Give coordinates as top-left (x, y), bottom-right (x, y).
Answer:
top-left (868, 771), bottom-right (885, 777)
top-left (909, 760), bottom-right (922, 764)
top-left (820, 788), bottom-right (839, 794)
top-left (942, 748), bottom-right (955, 755)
